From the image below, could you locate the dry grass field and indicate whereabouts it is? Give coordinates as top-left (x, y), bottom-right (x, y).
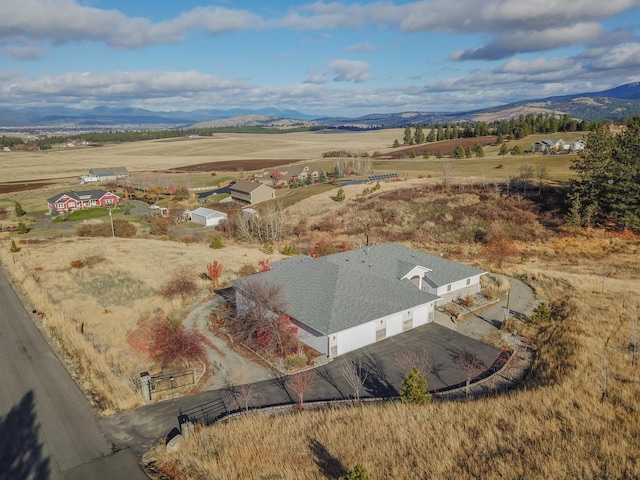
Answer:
top-left (0, 236), bottom-right (285, 413)
top-left (0, 129), bottom-right (403, 183)
top-left (4, 130), bottom-right (634, 479)
top-left (149, 214), bottom-right (640, 479)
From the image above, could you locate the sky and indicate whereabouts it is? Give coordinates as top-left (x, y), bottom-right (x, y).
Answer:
top-left (2, 0), bottom-right (640, 117)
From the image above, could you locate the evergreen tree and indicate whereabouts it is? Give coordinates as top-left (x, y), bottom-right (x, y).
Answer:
top-left (334, 163), bottom-right (344, 180)
top-left (499, 143), bottom-right (510, 158)
top-left (14, 202), bottom-right (25, 217)
top-left (335, 187), bottom-right (346, 202)
top-left (403, 127), bottom-right (414, 145)
top-left (569, 118), bottom-right (640, 230)
top-left (451, 145), bottom-right (465, 159)
top-left (423, 150), bottom-right (430, 159)
top-left (414, 124), bottom-right (425, 144)
top-left (473, 143), bottom-right (485, 157)
top-left (426, 128), bottom-right (436, 142)
top-left (392, 139), bottom-right (400, 148)
top-left (400, 367), bottom-right (431, 405)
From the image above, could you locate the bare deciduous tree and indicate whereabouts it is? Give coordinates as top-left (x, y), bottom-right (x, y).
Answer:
top-left (231, 277), bottom-right (298, 356)
top-left (592, 344), bottom-right (613, 402)
top-left (224, 368), bottom-right (259, 413)
top-left (453, 349), bottom-right (486, 398)
top-left (340, 356), bottom-right (369, 402)
top-left (441, 162), bottom-right (456, 191)
top-left (394, 349), bottom-right (435, 380)
top-left (287, 370), bottom-right (316, 408)
top-left (631, 303), bottom-right (638, 367)
top-left (536, 164), bottom-right (549, 195)
top-left (235, 202), bottom-right (288, 243)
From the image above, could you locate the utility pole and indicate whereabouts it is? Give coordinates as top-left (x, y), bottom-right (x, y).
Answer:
top-left (109, 208), bottom-right (115, 238)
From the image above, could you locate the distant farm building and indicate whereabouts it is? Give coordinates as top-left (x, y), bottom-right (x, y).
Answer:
top-left (47, 189), bottom-right (119, 215)
top-left (189, 207), bottom-right (227, 227)
top-left (87, 167), bottom-right (129, 182)
top-left (230, 180), bottom-right (276, 205)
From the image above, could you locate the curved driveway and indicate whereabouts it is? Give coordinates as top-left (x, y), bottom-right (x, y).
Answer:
top-left (101, 277), bottom-right (535, 457)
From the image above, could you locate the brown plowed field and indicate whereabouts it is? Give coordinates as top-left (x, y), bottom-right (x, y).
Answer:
top-left (170, 158), bottom-right (297, 172)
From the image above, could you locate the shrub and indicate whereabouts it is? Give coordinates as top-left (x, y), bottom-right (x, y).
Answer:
top-left (263, 243), bottom-right (274, 254)
top-left (210, 235), bottom-right (224, 249)
top-left (76, 219), bottom-right (136, 238)
top-left (238, 263), bottom-right (258, 277)
top-left (399, 367), bottom-right (431, 405)
top-left (335, 188), bottom-right (346, 202)
top-left (70, 259), bottom-right (84, 269)
top-left (339, 465), bottom-right (369, 480)
top-left (530, 302), bottom-right (552, 323)
top-left (281, 244), bottom-right (299, 256)
top-left (159, 266), bottom-right (199, 300)
top-left (16, 221), bottom-right (27, 234)
top-left (149, 216), bottom-right (171, 236)
top-left (10, 240), bottom-right (20, 252)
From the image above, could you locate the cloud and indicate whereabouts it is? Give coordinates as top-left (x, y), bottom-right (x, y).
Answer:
top-left (0, 44), bottom-right (45, 60)
top-left (344, 41), bottom-right (376, 53)
top-left (326, 59), bottom-right (372, 82)
top-left (452, 22), bottom-right (604, 61)
top-left (2, 0), bottom-right (639, 61)
top-left (496, 57), bottom-right (573, 74)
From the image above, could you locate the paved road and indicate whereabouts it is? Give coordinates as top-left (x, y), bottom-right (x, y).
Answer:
top-left (0, 269), bottom-right (147, 480)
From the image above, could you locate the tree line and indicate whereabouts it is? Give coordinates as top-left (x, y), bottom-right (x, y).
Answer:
top-left (567, 116), bottom-right (640, 231)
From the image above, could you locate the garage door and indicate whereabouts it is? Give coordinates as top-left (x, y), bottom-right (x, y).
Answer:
top-left (336, 322), bottom-right (376, 356)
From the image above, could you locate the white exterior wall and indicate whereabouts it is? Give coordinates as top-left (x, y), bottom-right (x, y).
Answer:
top-left (297, 326), bottom-right (329, 356)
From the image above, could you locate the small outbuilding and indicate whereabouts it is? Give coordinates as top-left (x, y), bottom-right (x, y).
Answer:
top-left (189, 207), bottom-right (227, 227)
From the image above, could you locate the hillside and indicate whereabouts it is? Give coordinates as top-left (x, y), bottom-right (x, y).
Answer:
top-left (2, 83), bottom-right (640, 130)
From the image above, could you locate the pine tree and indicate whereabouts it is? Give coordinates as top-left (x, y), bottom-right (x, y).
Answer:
top-left (414, 124), bottom-right (425, 144)
top-left (14, 202), bottom-right (25, 217)
top-left (399, 367), bottom-right (431, 405)
top-left (335, 187), bottom-right (346, 202)
top-left (403, 127), bottom-right (414, 145)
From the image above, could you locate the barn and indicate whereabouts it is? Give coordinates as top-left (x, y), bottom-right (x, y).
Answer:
top-left (233, 243), bottom-right (486, 358)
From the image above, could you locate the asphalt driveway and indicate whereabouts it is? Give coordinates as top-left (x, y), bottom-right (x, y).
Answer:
top-left (102, 321), bottom-right (504, 456)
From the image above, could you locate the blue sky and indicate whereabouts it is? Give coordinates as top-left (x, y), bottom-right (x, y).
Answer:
top-left (2, 0), bottom-right (640, 116)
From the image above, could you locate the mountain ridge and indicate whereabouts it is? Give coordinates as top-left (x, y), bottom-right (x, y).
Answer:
top-left (1, 83), bottom-right (639, 130)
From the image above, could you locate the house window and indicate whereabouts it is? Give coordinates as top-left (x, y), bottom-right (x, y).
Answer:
top-left (447, 285), bottom-right (452, 292)
top-left (106, 198), bottom-right (113, 204)
top-left (466, 278), bottom-right (471, 285)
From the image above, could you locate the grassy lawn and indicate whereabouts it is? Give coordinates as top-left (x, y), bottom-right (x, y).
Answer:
top-left (52, 204), bottom-right (133, 222)
top-left (275, 182), bottom-right (337, 209)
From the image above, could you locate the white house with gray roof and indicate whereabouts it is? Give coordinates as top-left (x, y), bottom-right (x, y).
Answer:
top-left (233, 243), bottom-right (485, 358)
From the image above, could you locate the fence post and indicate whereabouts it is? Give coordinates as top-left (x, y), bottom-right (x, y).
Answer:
top-left (140, 371), bottom-right (152, 402)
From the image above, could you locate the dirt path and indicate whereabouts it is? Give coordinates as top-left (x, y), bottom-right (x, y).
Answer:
top-left (182, 296), bottom-right (274, 391)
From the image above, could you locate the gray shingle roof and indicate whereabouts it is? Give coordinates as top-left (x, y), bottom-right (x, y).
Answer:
top-left (47, 189), bottom-right (110, 204)
top-left (233, 243), bottom-right (484, 335)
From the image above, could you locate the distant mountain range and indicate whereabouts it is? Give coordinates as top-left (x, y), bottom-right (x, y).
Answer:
top-left (1, 82), bottom-right (639, 130)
